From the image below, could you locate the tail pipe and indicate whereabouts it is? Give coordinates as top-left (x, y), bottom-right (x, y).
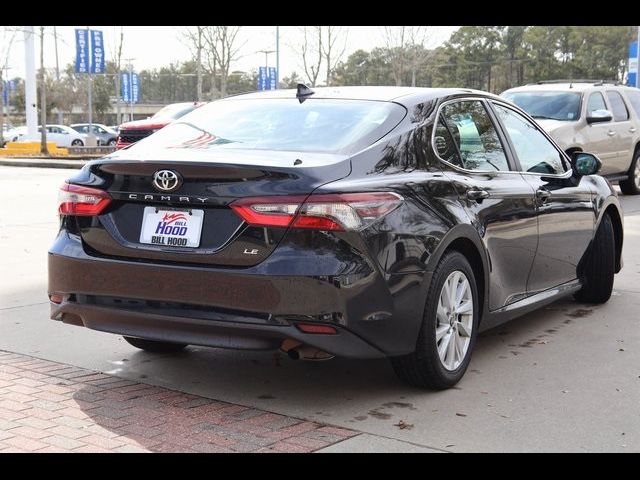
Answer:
top-left (280, 339), bottom-right (334, 361)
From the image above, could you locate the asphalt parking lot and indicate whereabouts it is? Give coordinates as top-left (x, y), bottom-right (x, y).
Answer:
top-left (1, 165), bottom-right (639, 452)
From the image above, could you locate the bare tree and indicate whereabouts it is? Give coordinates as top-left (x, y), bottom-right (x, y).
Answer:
top-left (111, 27), bottom-right (124, 125)
top-left (406, 27), bottom-right (432, 87)
top-left (202, 30), bottom-right (218, 100)
top-left (203, 26), bottom-right (244, 98)
top-left (182, 26), bottom-right (206, 101)
top-left (381, 26), bottom-right (433, 87)
top-left (381, 26), bottom-right (408, 86)
top-left (0, 27), bottom-right (17, 146)
top-left (321, 26), bottom-right (348, 86)
top-left (300, 26), bottom-right (323, 87)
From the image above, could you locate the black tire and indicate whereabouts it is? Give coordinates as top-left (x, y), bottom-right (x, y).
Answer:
top-left (71, 139), bottom-right (84, 147)
top-left (391, 251), bottom-right (479, 389)
top-left (574, 213), bottom-right (615, 304)
top-left (107, 139), bottom-right (117, 147)
top-left (619, 149), bottom-right (640, 195)
top-left (123, 336), bottom-right (187, 353)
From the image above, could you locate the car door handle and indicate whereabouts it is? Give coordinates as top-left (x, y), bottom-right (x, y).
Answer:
top-left (466, 188), bottom-right (490, 200)
top-left (536, 188), bottom-right (551, 203)
top-left (630, 127), bottom-right (637, 133)
top-left (607, 131), bottom-right (616, 136)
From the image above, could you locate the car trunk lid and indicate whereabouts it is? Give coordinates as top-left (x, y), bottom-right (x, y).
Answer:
top-left (71, 148), bottom-right (351, 267)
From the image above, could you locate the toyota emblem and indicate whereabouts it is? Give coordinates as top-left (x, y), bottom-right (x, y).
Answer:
top-left (152, 170), bottom-right (182, 192)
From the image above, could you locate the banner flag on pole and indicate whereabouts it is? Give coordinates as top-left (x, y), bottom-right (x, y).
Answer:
top-left (131, 73), bottom-right (140, 103)
top-left (121, 72), bottom-right (131, 102)
top-left (90, 30), bottom-right (104, 74)
top-left (75, 29), bottom-right (89, 73)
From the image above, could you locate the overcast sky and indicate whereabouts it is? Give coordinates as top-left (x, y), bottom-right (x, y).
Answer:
top-left (5, 26), bottom-right (459, 80)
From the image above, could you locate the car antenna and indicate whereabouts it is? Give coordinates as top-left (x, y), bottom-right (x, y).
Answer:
top-left (296, 83), bottom-right (315, 103)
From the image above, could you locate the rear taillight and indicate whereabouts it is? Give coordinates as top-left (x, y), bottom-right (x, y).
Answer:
top-left (230, 192), bottom-right (403, 231)
top-left (58, 183), bottom-right (111, 216)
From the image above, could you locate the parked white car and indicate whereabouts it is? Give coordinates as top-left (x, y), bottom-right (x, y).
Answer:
top-left (43, 125), bottom-right (87, 147)
top-left (1, 125), bottom-right (28, 145)
top-left (15, 124), bottom-right (87, 147)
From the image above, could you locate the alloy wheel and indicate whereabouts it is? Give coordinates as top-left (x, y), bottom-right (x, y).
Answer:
top-left (435, 270), bottom-right (474, 371)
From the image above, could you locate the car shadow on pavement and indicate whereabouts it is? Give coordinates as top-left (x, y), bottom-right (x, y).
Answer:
top-left (74, 296), bottom-right (607, 402)
top-left (58, 294), bottom-right (611, 452)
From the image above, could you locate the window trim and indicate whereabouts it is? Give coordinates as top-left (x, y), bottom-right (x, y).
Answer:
top-left (431, 96), bottom-right (519, 175)
top-left (488, 100), bottom-right (573, 179)
top-left (605, 90), bottom-right (630, 122)
top-left (586, 91), bottom-right (609, 121)
top-left (621, 88), bottom-right (640, 120)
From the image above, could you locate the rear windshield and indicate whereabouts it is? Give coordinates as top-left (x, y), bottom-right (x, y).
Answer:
top-left (502, 91), bottom-right (582, 121)
top-left (130, 98), bottom-right (406, 154)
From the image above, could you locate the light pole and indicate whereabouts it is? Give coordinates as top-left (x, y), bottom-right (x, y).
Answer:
top-left (258, 49), bottom-right (275, 70)
top-left (23, 26), bottom-right (38, 139)
top-left (1, 65), bottom-right (10, 124)
top-left (123, 58), bottom-right (135, 121)
top-left (53, 26), bottom-right (62, 124)
top-left (637, 26), bottom-right (640, 88)
top-left (258, 49), bottom-right (275, 90)
top-left (276, 26), bottom-right (280, 89)
top-left (85, 26), bottom-right (100, 147)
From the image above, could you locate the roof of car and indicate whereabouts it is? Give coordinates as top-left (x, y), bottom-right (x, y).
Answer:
top-left (503, 82), bottom-right (634, 94)
top-left (222, 86), bottom-right (500, 105)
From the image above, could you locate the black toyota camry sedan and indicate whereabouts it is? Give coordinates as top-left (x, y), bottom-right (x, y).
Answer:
top-left (48, 86), bottom-right (623, 389)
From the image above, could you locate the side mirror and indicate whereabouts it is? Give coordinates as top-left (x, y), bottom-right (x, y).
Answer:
top-left (586, 109), bottom-right (613, 124)
top-left (571, 152), bottom-right (602, 176)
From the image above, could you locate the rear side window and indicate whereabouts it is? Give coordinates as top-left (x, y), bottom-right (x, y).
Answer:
top-left (586, 92), bottom-right (607, 116)
top-left (625, 89), bottom-right (640, 118)
top-left (133, 98), bottom-right (406, 154)
top-left (606, 91), bottom-right (629, 121)
top-left (436, 100), bottom-right (509, 172)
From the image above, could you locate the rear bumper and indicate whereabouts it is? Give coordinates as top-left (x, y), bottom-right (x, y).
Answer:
top-left (49, 300), bottom-right (384, 358)
top-left (48, 232), bottom-right (429, 358)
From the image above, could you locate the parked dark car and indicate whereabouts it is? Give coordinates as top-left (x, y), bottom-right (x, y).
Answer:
top-left (48, 86), bottom-right (623, 389)
top-left (115, 102), bottom-right (205, 149)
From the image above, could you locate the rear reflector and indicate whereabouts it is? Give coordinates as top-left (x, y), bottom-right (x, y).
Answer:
top-left (230, 192), bottom-right (403, 231)
top-left (58, 183), bottom-right (111, 216)
top-left (296, 324), bottom-right (338, 335)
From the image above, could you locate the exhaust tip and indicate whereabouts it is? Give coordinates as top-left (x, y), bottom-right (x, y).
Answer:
top-left (49, 293), bottom-right (65, 304)
top-left (287, 349), bottom-right (301, 360)
top-left (287, 346), bottom-right (334, 362)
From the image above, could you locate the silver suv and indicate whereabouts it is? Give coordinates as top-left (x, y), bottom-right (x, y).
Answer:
top-left (502, 81), bottom-right (640, 194)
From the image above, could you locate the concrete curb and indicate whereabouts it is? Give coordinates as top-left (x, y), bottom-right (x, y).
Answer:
top-left (0, 158), bottom-right (87, 169)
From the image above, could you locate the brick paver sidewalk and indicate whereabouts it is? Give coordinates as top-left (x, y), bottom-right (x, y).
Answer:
top-left (0, 350), bottom-right (358, 452)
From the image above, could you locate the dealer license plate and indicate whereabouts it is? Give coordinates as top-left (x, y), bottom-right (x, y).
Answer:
top-left (139, 207), bottom-right (204, 248)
